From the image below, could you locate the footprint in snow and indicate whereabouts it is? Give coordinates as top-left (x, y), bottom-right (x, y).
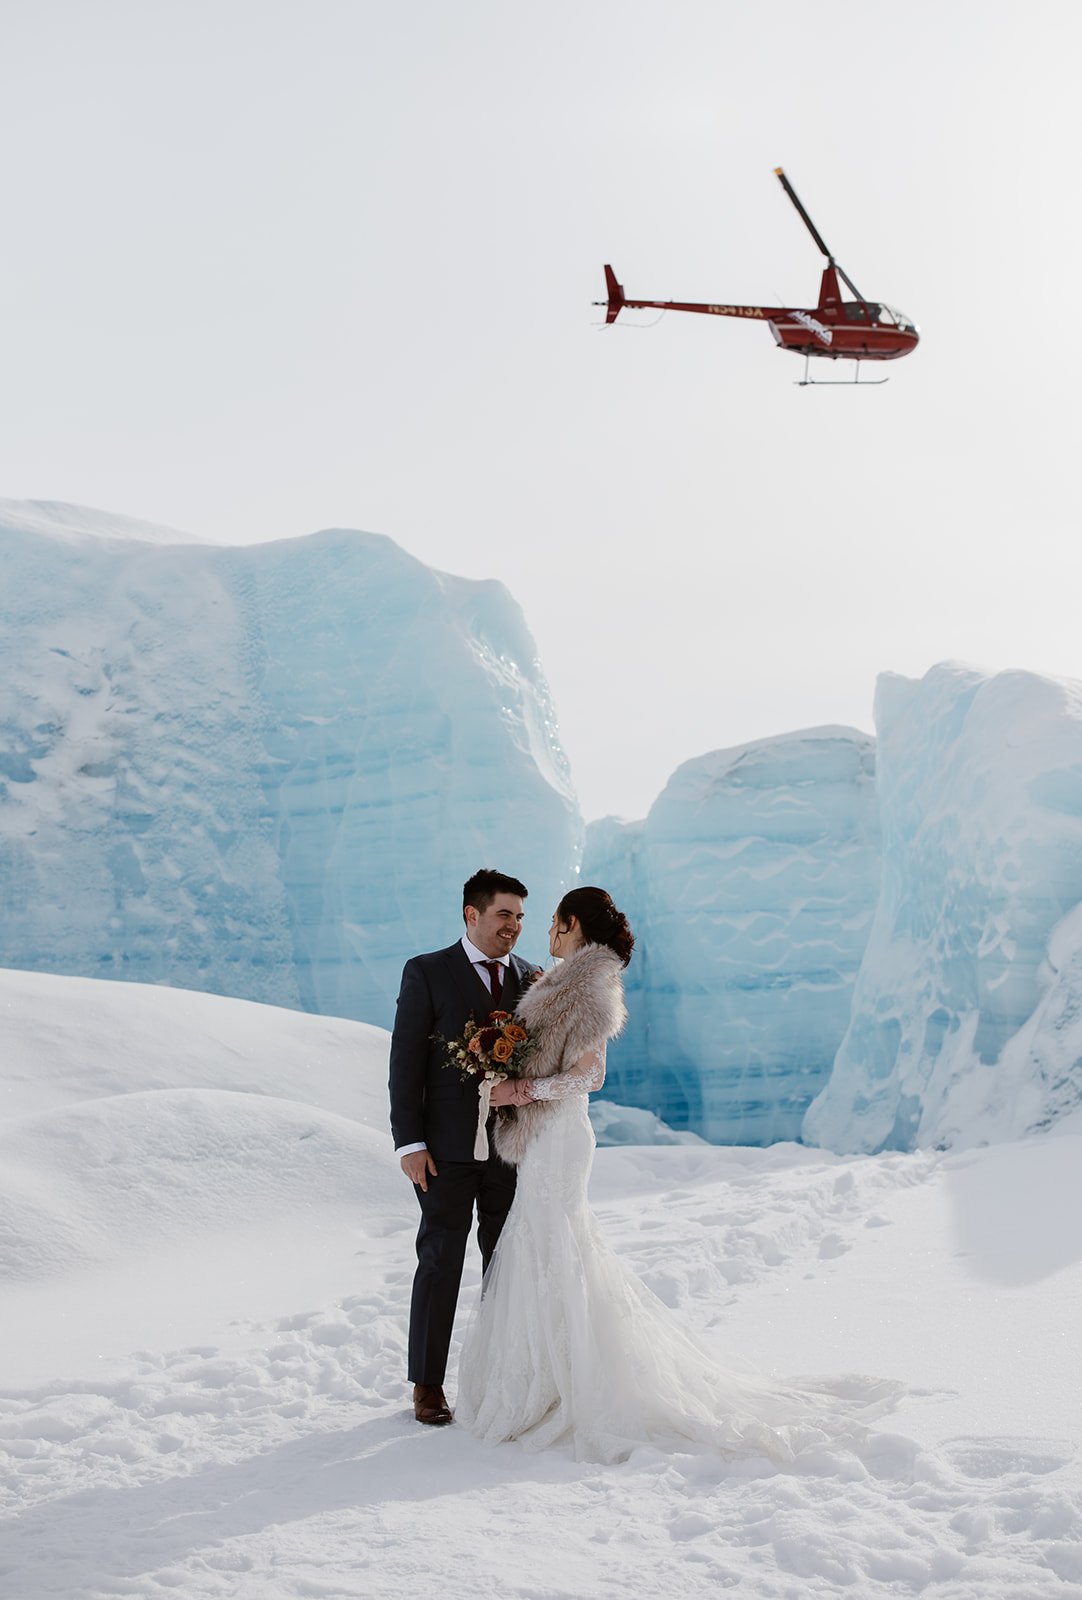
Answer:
top-left (941, 1435), bottom-right (1077, 1481)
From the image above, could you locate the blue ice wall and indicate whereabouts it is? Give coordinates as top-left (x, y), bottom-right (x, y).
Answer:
top-left (583, 728), bottom-right (881, 1144)
top-left (0, 503), bottom-right (580, 1025)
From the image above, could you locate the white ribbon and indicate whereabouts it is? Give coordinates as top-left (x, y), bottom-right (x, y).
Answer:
top-left (473, 1072), bottom-right (507, 1160)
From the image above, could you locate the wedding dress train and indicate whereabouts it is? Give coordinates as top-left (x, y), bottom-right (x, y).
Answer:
top-left (457, 1051), bottom-right (896, 1464)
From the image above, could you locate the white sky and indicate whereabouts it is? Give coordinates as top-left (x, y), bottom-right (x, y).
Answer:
top-left (3, 0), bottom-right (1080, 820)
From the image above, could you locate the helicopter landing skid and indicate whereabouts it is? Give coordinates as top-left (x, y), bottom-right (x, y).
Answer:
top-left (797, 355), bottom-right (888, 387)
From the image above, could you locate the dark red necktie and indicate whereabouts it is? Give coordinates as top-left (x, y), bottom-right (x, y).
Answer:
top-left (482, 961), bottom-right (503, 1007)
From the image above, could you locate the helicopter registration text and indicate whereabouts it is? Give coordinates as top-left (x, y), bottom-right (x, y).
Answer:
top-left (707, 305), bottom-right (764, 318)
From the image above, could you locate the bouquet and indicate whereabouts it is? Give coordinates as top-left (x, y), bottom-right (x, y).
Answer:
top-left (443, 1010), bottom-right (534, 1159)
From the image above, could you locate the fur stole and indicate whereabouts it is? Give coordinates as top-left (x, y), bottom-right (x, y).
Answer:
top-left (493, 943), bottom-right (627, 1166)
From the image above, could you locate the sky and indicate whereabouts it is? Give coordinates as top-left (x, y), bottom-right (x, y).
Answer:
top-left (3, 0), bottom-right (1081, 820)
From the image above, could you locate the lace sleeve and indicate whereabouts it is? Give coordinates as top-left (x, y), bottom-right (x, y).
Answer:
top-left (526, 1044), bottom-right (606, 1100)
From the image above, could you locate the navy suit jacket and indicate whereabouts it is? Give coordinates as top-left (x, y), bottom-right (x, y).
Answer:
top-left (388, 942), bottom-right (540, 1162)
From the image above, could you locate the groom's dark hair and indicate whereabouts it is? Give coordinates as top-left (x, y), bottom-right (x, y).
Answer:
top-left (463, 868), bottom-right (529, 921)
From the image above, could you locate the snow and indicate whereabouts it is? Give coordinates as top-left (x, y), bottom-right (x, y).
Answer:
top-left (584, 728), bottom-right (880, 1143)
top-left (3, 967), bottom-right (1082, 1599)
top-left (0, 497), bottom-right (202, 547)
top-left (806, 662), bottom-right (1082, 1153)
top-left (589, 1097), bottom-right (707, 1146)
top-left (0, 502), bottom-right (581, 1028)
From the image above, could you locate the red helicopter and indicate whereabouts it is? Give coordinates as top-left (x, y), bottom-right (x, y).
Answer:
top-left (597, 167), bottom-right (919, 385)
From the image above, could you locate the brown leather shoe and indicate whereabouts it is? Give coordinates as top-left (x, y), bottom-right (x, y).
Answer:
top-left (412, 1383), bottom-right (453, 1426)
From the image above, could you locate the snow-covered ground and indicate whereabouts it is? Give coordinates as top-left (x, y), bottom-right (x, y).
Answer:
top-left (3, 969), bottom-right (1082, 1599)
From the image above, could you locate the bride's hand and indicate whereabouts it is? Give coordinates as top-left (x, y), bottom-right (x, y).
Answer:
top-left (487, 1078), bottom-right (517, 1107)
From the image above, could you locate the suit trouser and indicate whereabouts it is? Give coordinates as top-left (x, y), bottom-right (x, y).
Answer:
top-left (408, 1153), bottom-right (517, 1386)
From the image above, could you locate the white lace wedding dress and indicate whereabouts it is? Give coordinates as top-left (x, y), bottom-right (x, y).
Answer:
top-left (457, 1046), bottom-right (895, 1464)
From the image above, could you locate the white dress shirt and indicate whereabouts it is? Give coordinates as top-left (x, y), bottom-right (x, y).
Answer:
top-left (459, 931), bottom-right (510, 989)
top-left (394, 936), bottom-right (511, 1159)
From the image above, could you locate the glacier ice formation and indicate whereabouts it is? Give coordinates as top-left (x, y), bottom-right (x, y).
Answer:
top-left (0, 500), bottom-right (581, 1028)
top-left (6, 499), bottom-right (1082, 1156)
top-left (804, 662), bottom-right (1082, 1153)
top-left (582, 728), bottom-right (881, 1144)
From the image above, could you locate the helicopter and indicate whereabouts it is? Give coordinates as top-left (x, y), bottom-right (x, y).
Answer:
top-left (596, 168), bottom-right (919, 385)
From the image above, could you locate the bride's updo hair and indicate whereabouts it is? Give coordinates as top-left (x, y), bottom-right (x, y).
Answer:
top-left (557, 886), bottom-right (635, 967)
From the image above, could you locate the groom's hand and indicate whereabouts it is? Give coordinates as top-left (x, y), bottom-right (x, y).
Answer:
top-left (401, 1150), bottom-right (438, 1191)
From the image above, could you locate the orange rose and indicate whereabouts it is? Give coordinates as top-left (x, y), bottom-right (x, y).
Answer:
top-left (491, 1036), bottom-right (514, 1064)
top-left (502, 1024), bottom-right (527, 1044)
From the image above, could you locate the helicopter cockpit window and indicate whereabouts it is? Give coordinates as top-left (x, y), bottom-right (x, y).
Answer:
top-left (876, 305), bottom-right (898, 326)
top-left (841, 301), bottom-right (868, 321)
top-left (879, 303), bottom-right (916, 331)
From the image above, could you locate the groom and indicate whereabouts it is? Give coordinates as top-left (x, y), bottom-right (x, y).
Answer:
top-left (389, 868), bottom-right (541, 1426)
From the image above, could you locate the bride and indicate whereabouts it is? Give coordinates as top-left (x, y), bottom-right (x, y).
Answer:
top-left (455, 886), bottom-right (896, 1464)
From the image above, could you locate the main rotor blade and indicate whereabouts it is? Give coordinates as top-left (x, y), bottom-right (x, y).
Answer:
top-left (775, 167), bottom-right (834, 260)
top-left (774, 167), bottom-right (869, 305)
